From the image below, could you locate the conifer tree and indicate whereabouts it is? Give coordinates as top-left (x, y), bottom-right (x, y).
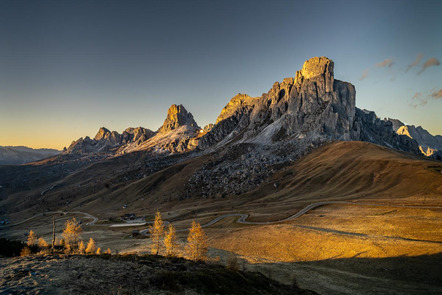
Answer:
top-left (85, 238), bottom-right (96, 254)
top-left (96, 248), bottom-right (101, 255)
top-left (164, 224), bottom-right (178, 257)
top-left (186, 221), bottom-right (208, 261)
top-left (27, 230), bottom-right (37, 246)
top-left (78, 240), bottom-right (86, 254)
top-left (61, 217), bottom-right (82, 252)
top-left (148, 211), bottom-right (164, 255)
top-left (105, 248), bottom-right (111, 254)
top-left (38, 237), bottom-right (49, 248)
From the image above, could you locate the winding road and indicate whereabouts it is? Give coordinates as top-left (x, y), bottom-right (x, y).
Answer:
top-left (1, 211), bottom-right (98, 227)
top-left (2, 201), bottom-right (441, 235)
top-left (139, 201), bottom-right (442, 234)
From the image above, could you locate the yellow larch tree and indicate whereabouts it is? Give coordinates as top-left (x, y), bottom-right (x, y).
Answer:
top-left (96, 248), bottom-right (101, 255)
top-left (78, 240), bottom-right (86, 254)
top-left (61, 217), bottom-right (82, 252)
top-left (164, 223), bottom-right (178, 257)
top-left (38, 237), bottom-right (49, 248)
top-left (186, 221), bottom-right (208, 261)
top-left (105, 248), bottom-right (111, 254)
top-left (85, 238), bottom-right (96, 254)
top-left (148, 211), bottom-right (164, 255)
top-left (27, 230), bottom-right (37, 246)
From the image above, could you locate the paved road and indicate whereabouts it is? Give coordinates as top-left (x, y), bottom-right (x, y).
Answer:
top-left (1, 211), bottom-right (98, 227)
top-left (139, 201), bottom-right (442, 235)
top-left (3, 201), bottom-right (441, 235)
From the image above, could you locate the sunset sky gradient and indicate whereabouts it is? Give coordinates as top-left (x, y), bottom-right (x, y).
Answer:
top-left (1, 0), bottom-right (441, 149)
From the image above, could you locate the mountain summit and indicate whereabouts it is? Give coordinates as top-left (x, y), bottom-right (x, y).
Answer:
top-left (158, 104), bottom-right (199, 133)
top-left (198, 56), bottom-right (356, 149)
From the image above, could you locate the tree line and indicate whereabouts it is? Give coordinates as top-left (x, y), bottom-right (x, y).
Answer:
top-left (149, 211), bottom-right (208, 261)
top-left (22, 217), bottom-right (109, 256)
top-left (22, 211), bottom-right (208, 261)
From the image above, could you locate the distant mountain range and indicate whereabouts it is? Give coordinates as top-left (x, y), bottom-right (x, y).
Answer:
top-left (0, 146), bottom-right (60, 165)
top-left (1, 56), bottom-right (441, 217)
top-left (65, 56), bottom-right (440, 161)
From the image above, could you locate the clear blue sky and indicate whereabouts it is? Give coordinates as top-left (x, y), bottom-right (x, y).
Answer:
top-left (1, 0), bottom-right (441, 149)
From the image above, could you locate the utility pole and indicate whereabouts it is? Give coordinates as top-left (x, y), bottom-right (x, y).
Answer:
top-left (52, 215), bottom-right (56, 250)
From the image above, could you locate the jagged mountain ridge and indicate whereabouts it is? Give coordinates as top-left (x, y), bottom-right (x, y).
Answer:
top-left (66, 126), bottom-right (155, 155)
top-left (385, 118), bottom-right (442, 156)
top-left (66, 104), bottom-right (201, 155)
top-left (65, 56), bottom-right (431, 161)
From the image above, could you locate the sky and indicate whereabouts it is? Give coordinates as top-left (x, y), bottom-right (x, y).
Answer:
top-left (1, 0), bottom-right (441, 149)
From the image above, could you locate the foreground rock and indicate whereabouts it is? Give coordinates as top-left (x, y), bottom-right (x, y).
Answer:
top-left (0, 255), bottom-right (315, 295)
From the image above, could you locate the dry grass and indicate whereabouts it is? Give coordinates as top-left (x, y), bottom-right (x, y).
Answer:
top-left (209, 205), bottom-right (442, 263)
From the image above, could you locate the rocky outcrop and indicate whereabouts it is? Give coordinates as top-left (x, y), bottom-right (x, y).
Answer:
top-left (353, 109), bottom-right (420, 154)
top-left (67, 127), bottom-right (154, 155)
top-left (158, 104), bottom-right (199, 133)
top-left (119, 104), bottom-right (201, 154)
top-left (199, 57), bottom-right (356, 150)
top-left (121, 127), bottom-right (155, 145)
top-left (386, 121), bottom-right (442, 156)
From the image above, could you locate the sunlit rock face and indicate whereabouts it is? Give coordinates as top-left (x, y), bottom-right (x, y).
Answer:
top-left (158, 104), bottom-right (199, 134)
top-left (67, 126), bottom-right (154, 155)
top-left (387, 120), bottom-right (442, 156)
top-left (119, 104), bottom-right (201, 154)
top-left (199, 56), bottom-right (357, 149)
top-left (352, 109), bottom-right (420, 154)
top-left (94, 127), bottom-right (121, 145)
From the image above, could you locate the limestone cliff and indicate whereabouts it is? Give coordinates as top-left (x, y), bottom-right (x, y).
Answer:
top-left (199, 56), bottom-right (356, 149)
top-left (158, 104), bottom-right (199, 134)
top-left (120, 104), bottom-right (201, 154)
top-left (387, 120), bottom-right (442, 156)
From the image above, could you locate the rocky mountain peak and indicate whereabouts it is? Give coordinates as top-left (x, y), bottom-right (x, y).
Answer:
top-left (295, 56), bottom-right (334, 93)
top-left (300, 56), bottom-right (334, 79)
top-left (216, 93), bottom-right (257, 124)
top-left (94, 127), bottom-right (111, 141)
top-left (158, 104), bottom-right (199, 133)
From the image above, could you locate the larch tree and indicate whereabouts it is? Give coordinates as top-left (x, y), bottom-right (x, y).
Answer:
top-left (148, 211), bottom-right (164, 255)
top-left (164, 223), bottom-right (178, 257)
top-left (186, 221), bottom-right (208, 261)
top-left (96, 248), bottom-right (101, 255)
top-left (105, 248), bottom-right (111, 254)
top-left (38, 237), bottom-right (49, 248)
top-left (78, 240), bottom-right (86, 254)
top-left (27, 230), bottom-right (37, 246)
top-left (85, 238), bottom-right (96, 254)
top-left (61, 217), bottom-right (82, 252)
